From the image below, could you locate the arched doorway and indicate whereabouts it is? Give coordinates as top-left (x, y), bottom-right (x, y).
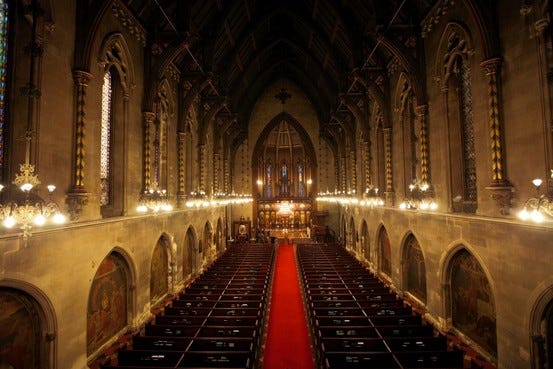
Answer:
top-left (203, 222), bottom-right (213, 262)
top-left (348, 217), bottom-right (356, 252)
top-left (216, 218), bottom-right (224, 253)
top-left (529, 286), bottom-right (553, 369)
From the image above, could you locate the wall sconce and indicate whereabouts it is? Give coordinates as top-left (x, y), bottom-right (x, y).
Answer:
top-left (518, 172), bottom-right (553, 223)
top-left (399, 181), bottom-right (437, 211)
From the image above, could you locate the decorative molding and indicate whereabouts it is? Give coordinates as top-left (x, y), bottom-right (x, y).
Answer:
top-left (167, 63), bottom-right (180, 82)
top-left (415, 104), bottom-right (430, 184)
top-left (142, 111), bottom-right (155, 191)
top-left (111, 0), bottom-right (147, 46)
top-left (65, 192), bottom-right (89, 221)
top-left (421, 0), bottom-right (456, 38)
top-left (486, 186), bottom-right (514, 216)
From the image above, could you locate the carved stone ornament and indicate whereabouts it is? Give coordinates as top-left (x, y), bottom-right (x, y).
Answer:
top-left (486, 185), bottom-right (514, 216)
top-left (65, 191), bottom-right (89, 221)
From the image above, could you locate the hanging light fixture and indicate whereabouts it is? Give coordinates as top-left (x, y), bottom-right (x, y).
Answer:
top-left (518, 172), bottom-right (553, 223)
top-left (136, 181), bottom-right (173, 213)
top-left (0, 0), bottom-right (66, 240)
top-left (399, 181), bottom-right (438, 211)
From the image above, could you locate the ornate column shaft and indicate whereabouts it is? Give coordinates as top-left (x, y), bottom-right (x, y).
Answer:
top-left (142, 111), bottom-right (155, 191)
top-left (223, 156), bottom-right (230, 194)
top-left (350, 149), bottom-right (357, 193)
top-left (481, 58), bottom-right (508, 185)
top-left (213, 152), bottom-right (220, 194)
top-left (363, 139), bottom-right (371, 190)
top-left (481, 57), bottom-right (513, 215)
top-left (384, 127), bottom-right (395, 205)
top-left (199, 144), bottom-right (206, 192)
top-left (340, 156), bottom-right (347, 192)
top-left (177, 131), bottom-right (186, 206)
top-left (66, 70), bottom-right (93, 220)
top-left (415, 104), bottom-right (430, 184)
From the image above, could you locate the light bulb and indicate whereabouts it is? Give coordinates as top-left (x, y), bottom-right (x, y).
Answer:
top-left (531, 209), bottom-right (544, 223)
top-left (3, 216), bottom-right (15, 228)
top-left (532, 178), bottom-right (543, 187)
top-left (53, 213), bottom-right (66, 224)
top-left (20, 183), bottom-right (33, 192)
top-left (136, 205), bottom-right (148, 213)
top-left (33, 214), bottom-right (47, 226)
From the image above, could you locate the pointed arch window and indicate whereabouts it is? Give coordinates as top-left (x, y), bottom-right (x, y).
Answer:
top-left (100, 70), bottom-right (113, 206)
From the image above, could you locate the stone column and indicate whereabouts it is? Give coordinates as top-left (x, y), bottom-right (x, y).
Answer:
top-left (199, 144), bottom-right (206, 193)
top-left (363, 138), bottom-right (371, 191)
top-left (177, 131), bottom-right (186, 207)
top-left (340, 156), bottom-right (347, 192)
top-left (213, 152), bottom-right (221, 194)
top-left (481, 57), bottom-right (513, 215)
top-left (350, 149), bottom-right (357, 193)
top-left (66, 70), bottom-right (93, 220)
top-left (384, 127), bottom-right (395, 205)
top-left (415, 104), bottom-right (430, 184)
top-left (142, 111), bottom-right (155, 191)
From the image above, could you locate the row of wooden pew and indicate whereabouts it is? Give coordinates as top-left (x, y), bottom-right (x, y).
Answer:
top-left (297, 244), bottom-right (465, 369)
top-left (103, 244), bottom-right (275, 369)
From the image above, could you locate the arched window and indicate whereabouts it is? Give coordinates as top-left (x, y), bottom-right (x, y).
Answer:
top-left (449, 249), bottom-right (496, 356)
top-left (100, 70), bottom-right (113, 207)
top-left (396, 75), bottom-right (417, 192)
top-left (99, 33), bottom-right (133, 217)
top-left (403, 235), bottom-right (426, 303)
top-left (439, 25), bottom-right (477, 213)
top-left (0, 0), bottom-right (8, 177)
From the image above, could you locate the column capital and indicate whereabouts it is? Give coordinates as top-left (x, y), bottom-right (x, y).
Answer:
top-left (480, 57), bottom-right (503, 75)
top-left (142, 111), bottom-right (155, 122)
top-left (72, 69), bottom-right (93, 85)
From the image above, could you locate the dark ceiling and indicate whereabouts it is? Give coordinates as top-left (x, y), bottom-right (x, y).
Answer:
top-left (121, 0), bottom-right (436, 142)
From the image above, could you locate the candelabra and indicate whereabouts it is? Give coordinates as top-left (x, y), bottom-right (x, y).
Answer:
top-left (0, 163), bottom-right (66, 240)
top-left (360, 186), bottom-right (384, 207)
top-left (518, 172), bottom-right (553, 223)
top-left (399, 181), bottom-right (438, 211)
top-left (136, 182), bottom-right (173, 213)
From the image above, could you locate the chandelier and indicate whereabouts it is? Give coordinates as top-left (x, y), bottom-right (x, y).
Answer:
top-left (136, 182), bottom-right (173, 213)
top-left (360, 186), bottom-right (384, 207)
top-left (185, 191), bottom-right (253, 208)
top-left (518, 172), bottom-right (553, 223)
top-left (0, 0), bottom-right (66, 241)
top-left (399, 181), bottom-right (438, 211)
top-left (0, 163), bottom-right (66, 240)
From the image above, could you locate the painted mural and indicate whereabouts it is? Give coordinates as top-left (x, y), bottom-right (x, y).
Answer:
top-left (0, 289), bottom-right (40, 369)
top-left (87, 253), bottom-right (128, 356)
top-left (150, 240), bottom-right (169, 304)
top-left (379, 227), bottom-right (392, 276)
top-left (451, 249), bottom-right (497, 356)
top-left (404, 235), bottom-right (427, 303)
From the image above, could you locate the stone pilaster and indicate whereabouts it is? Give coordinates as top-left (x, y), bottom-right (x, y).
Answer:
top-left (142, 111), bottom-right (155, 191)
top-left (177, 131), bottom-right (186, 207)
top-left (66, 70), bottom-right (93, 221)
top-left (384, 127), bottom-right (395, 205)
top-left (415, 104), bottom-right (430, 184)
top-left (481, 57), bottom-right (513, 215)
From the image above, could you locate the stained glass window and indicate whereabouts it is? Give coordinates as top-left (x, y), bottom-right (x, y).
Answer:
top-left (0, 1), bottom-right (8, 173)
top-left (100, 70), bottom-right (112, 206)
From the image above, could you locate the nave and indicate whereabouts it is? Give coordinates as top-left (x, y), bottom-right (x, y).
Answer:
top-left (98, 242), bottom-right (483, 369)
top-left (99, 244), bottom-right (484, 369)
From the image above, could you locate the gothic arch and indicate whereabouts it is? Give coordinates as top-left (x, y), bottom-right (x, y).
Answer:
top-left (376, 224), bottom-right (392, 278)
top-left (0, 280), bottom-right (57, 369)
top-left (184, 226), bottom-right (197, 276)
top-left (348, 216), bottom-right (357, 252)
top-left (98, 32), bottom-right (135, 94)
top-left (87, 249), bottom-right (135, 357)
top-left (528, 281), bottom-right (553, 369)
top-left (215, 218), bottom-right (224, 253)
top-left (150, 234), bottom-right (172, 307)
top-left (203, 221), bottom-right (214, 262)
top-left (360, 219), bottom-right (370, 261)
top-left (441, 244), bottom-right (497, 358)
top-left (435, 22), bottom-right (478, 213)
top-left (400, 232), bottom-right (427, 304)
top-left (394, 72), bottom-right (417, 192)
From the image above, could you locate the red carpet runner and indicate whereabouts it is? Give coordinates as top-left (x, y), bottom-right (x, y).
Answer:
top-left (264, 244), bottom-right (314, 369)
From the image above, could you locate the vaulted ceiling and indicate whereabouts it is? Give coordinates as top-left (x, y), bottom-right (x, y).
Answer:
top-left (120, 0), bottom-right (437, 142)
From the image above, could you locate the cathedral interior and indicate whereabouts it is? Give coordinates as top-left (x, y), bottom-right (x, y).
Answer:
top-left (1, 0), bottom-right (553, 368)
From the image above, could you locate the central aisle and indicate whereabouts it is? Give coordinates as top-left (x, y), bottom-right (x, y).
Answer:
top-left (263, 244), bottom-right (314, 369)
